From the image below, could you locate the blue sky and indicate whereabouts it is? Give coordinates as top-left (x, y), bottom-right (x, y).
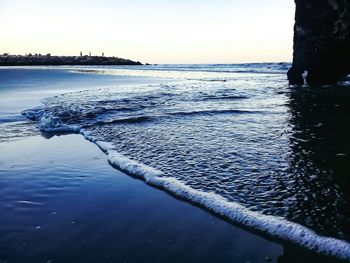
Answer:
top-left (0, 0), bottom-right (295, 63)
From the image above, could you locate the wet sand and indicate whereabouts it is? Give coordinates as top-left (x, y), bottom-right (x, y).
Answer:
top-left (0, 134), bottom-right (283, 263)
top-left (0, 67), bottom-right (346, 262)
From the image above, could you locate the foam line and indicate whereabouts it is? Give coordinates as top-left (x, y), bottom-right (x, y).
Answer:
top-left (100, 145), bottom-right (350, 261)
top-left (24, 118), bottom-right (350, 261)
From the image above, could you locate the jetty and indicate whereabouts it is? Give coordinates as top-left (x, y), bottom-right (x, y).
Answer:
top-left (0, 53), bottom-right (142, 66)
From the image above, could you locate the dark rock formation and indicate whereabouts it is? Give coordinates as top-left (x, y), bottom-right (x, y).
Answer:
top-left (0, 53), bottom-right (142, 66)
top-left (288, 0), bottom-right (350, 85)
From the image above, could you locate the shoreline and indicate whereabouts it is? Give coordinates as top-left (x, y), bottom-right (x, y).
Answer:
top-left (80, 129), bottom-right (350, 262)
top-left (1, 66), bottom-right (348, 262)
top-left (0, 134), bottom-right (283, 263)
top-left (1, 130), bottom-right (344, 262)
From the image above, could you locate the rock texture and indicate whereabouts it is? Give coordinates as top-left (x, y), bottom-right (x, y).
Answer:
top-left (288, 0), bottom-right (350, 85)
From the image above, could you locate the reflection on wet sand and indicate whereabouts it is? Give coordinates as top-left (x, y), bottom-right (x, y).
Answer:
top-left (287, 85), bottom-right (350, 239)
top-left (278, 85), bottom-right (350, 262)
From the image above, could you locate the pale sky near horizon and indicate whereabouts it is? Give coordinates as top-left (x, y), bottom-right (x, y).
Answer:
top-left (0, 0), bottom-right (295, 64)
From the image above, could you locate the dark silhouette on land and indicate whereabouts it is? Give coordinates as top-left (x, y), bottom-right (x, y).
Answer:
top-left (0, 53), bottom-right (142, 66)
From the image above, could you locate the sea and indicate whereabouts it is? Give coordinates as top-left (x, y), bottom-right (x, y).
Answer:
top-left (0, 64), bottom-right (349, 261)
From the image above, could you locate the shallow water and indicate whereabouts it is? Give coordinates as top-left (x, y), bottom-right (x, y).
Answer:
top-left (0, 135), bottom-right (285, 263)
top-left (2, 65), bottom-right (350, 260)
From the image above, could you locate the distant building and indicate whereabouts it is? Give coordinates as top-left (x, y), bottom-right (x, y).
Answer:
top-left (89, 52), bottom-right (91, 57)
top-left (80, 51), bottom-right (82, 56)
top-left (102, 52), bottom-right (104, 57)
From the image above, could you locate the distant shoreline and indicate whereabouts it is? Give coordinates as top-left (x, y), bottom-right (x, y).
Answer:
top-left (0, 53), bottom-right (142, 66)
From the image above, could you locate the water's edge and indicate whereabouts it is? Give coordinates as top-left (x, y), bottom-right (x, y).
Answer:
top-left (13, 64), bottom-right (349, 261)
top-left (75, 129), bottom-right (350, 261)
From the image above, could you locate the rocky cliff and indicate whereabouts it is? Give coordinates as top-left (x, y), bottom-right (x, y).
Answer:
top-left (288, 0), bottom-right (350, 85)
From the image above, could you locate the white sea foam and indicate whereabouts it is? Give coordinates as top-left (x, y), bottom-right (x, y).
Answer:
top-left (83, 133), bottom-right (350, 261)
top-left (108, 150), bottom-right (163, 181)
top-left (22, 110), bottom-right (81, 133)
top-left (20, 68), bottom-right (350, 260)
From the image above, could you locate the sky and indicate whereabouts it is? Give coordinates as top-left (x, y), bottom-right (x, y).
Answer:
top-left (0, 0), bottom-right (295, 64)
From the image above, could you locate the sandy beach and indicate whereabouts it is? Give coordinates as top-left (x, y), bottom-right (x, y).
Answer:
top-left (0, 67), bottom-right (281, 262)
top-left (0, 67), bottom-right (348, 262)
top-left (0, 133), bottom-right (285, 263)
top-left (1, 0), bottom-right (349, 262)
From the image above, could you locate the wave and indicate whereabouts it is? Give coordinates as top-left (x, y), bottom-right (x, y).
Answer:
top-left (79, 129), bottom-right (350, 261)
top-left (169, 109), bottom-right (264, 117)
top-left (22, 108), bottom-right (272, 134)
top-left (0, 115), bottom-right (27, 124)
top-left (19, 73), bottom-right (350, 261)
top-left (92, 115), bottom-right (155, 126)
top-left (70, 62), bottom-right (291, 75)
top-left (65, 63), bottom-right (290, 82)
top-left (22, 109), bottom-right (82, 133)
top-left (23, 101), bottom-right (267, 133)
top-left (200, 95), bottom-right (248, 101)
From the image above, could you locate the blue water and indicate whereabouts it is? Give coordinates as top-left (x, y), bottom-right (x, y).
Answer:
top-left (1, 134), bottom-right (286, 263)
top-left (1, 64), bottom-right (350, 260)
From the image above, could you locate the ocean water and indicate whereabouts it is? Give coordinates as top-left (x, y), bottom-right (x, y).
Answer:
top-left (2, 64), bottom-right (350, 260)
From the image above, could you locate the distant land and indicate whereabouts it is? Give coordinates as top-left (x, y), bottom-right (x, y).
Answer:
top-left (0, 53), bottom-right (143, 66)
